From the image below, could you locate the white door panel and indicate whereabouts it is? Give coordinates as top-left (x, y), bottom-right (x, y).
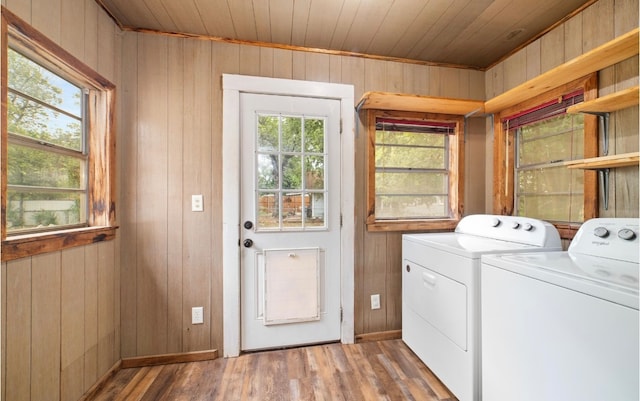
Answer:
top-left (240, 93), bottom-right (341, 351)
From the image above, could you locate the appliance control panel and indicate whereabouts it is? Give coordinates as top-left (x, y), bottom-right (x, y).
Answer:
top-left (570, 218), bottom-right (639, 263)
top-left (455, 214), bottom-right (561, 248)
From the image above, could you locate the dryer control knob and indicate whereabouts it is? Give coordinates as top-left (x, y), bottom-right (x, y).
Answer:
top-left (523, 223), bottom-right (533, 231)
top-left (511, 222), bottom-right (520, 229)
top-left (618, 229), bottom-right (636, 241)
top-left (594, 227), bottom-right (609, 238)
top-left (491, 217), bottom-right (501, 227)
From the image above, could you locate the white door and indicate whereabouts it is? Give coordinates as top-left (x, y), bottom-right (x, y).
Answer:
top-left (240, 93), bottom-right (342, 351)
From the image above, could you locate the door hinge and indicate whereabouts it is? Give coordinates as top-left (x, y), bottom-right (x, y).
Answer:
top-left (340, 213), bottom-right (343, 228)
top-left (340, 118), bottom-right (343, 134)
top-left (340, 307), bottom-right (343, 322)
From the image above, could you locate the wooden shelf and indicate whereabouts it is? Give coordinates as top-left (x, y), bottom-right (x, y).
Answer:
top-left (485, 28), bottom-right (639, 113)
top-left (564, 152), bottom-right (640, 170)
top-left (356, 91), bottom-right (484, 115)
top-left (567, 86), bottom-right (639, 114)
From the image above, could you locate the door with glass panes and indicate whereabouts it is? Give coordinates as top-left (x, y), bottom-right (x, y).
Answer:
top-left (240, 93), bottom-right (341, 351)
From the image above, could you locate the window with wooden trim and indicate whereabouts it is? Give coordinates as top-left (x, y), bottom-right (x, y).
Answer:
top-left (367, 110), bottom-right (464, 232)
top-left (1, 8), bottom-right (116, 261)
top-left (493, 75), bottom-right (598, 239)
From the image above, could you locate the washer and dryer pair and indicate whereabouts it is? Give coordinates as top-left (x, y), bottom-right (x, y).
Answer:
top-left (402, 215), bottom-right (639, 401)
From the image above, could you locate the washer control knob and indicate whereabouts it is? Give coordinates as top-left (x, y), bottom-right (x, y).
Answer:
top-left (618, 229), bottom-right (636, 241)
top-left (523, 223), bottom-right (533, 231)
top-left (511, 222), bottom-right (520, 229)
top-left (594, 227), bottom-right (609, 238)
top-left (491, 218), bottom-right (501, 227)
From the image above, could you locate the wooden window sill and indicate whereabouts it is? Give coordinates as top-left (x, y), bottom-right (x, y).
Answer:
top-left (366, 219), bottom-right (459, 233)
top-left (2, 226), bottom-right (118, 261)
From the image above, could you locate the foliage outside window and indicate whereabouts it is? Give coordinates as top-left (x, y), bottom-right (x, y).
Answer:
top-left (255, 113), bottom-right (327, 231)
top-left (1, 7), bottom-right (116, 261)
top-left (493, 75), bottom-right (598, 239)
top-left (7, 48), bottom-right (87, 234)
top-left (367, 110), bottom-right (464, 232)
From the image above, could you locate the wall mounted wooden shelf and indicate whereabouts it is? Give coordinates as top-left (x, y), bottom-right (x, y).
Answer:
top-left (356, 91), bottom-right (484, 116)
top-left (564, 152), bottom-right (640, 170)
top-left (566, 86), bottom-right (639, 114)
top-left (485, 28), bottom-right (639, 113)
top-left (565, 152), bottom-right (639, 210)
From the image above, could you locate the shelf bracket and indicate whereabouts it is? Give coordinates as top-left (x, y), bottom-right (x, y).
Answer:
top-left (598, 168), bottom-right (611, 210)
top-left (582, 111), bottom-right (610, 156)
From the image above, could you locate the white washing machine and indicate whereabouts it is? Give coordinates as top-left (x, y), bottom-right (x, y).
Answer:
top-left (402, 214), bottom-right (562, 401)
top-left (481, 218), bottom-right (639, 401)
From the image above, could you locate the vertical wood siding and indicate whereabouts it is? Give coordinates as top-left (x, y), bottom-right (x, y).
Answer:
top-left (119, 32), bottom-right (487, 357)
top-left (486, 0), bottom-right (639, 218)
top-left (0, 0), bottom-right (121, 400)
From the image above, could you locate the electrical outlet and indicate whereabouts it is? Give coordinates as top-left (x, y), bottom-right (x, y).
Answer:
top-left (191, 194), bottom-right (204, 212)
top-left (192, 306), bottom-right (204, 324)
top-left (371, 294), bottom-right (381, 310)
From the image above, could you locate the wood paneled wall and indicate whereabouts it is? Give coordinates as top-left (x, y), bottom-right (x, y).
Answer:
top-left (0, 0), bottom-right (122, 400)
top-left (486, 0), bottom-right (639, 219)
top-left (118, 33), bottom-right (487, 357)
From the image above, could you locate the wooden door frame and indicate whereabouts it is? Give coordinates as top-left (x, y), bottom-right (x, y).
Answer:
top-left (222, 74), bottom-right (355, 357)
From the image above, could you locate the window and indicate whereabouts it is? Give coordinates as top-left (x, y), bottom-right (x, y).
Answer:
top-left (7, 48), bottom-right (88, 234)
top-left (367, 110), bottom-right (464, 232)
top-left (255, 113), bottom-right (327, 231)
top-left (1, 8), bottom-right (116, 261)
top-left (493, 75), bottom-right (598, 238)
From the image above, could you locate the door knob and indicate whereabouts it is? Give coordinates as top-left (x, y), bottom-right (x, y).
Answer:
top-left (243, 239), bottom-right (253, 248)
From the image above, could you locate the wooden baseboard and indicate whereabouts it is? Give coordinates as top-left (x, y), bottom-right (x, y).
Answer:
top-left (355, 330), bottom-right (402, 343)
top-left (78, 360), bottom-right (122, 401)
top-left (121, 349), bottom-right (219, 369)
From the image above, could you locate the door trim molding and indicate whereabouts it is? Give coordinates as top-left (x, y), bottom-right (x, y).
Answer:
top-left (222, 74), bottom-right (355, 357)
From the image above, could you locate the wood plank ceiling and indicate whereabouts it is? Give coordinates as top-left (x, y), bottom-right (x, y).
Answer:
top-left (95, 0), bottom-right (595, 69)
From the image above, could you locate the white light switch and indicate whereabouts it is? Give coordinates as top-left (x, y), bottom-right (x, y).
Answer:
top-left (191, 194), bottom-right (204, 212)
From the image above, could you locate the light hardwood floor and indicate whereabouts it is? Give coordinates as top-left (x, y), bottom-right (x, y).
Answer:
top-left (89, 339), bottom-right (457, 400)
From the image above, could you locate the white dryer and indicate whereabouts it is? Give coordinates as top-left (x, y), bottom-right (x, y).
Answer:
top-left (402, 214), bottom-right (562, 401)
top-left (481, 218), bottom-right (639, 401)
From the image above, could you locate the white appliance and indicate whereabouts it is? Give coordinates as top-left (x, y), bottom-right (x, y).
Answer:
top-left (481, 218), bottom-right (639, 401)
top-left (402, 214), bottom-right (562, 401)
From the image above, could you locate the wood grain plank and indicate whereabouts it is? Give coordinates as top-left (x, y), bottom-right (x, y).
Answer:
top-left (301, 0), bottom-right (342, 48)
top-left (181, 37), bottom-right (212, 352)
top-left (564, 13), bottom-right (583, 61)
top-left (161, 0), bottom-right (206, 35)
top-left (305, 51), bottom-right (330, 82)
top-left (259, 46), bottom-right (274, 76)
top-left (84, 243), bottom-right (99, 392)
top-left (502, 47), bottom-right (527, 91)
top-left (141, 0), bottom-right (178, 33)
top-left (272, 48), bottom-right (293, 79)
top-left (540, 23), bottom-right (565, 73)
top-left (193, 0), bottom-right (236, 38)
top-left (31, 0), bottom-right (60, 43)
top-left (226, 0), bottom-right (257, 39)
top-left (60, 0), bottom-right (84, 60)
top-left (31, 253), bottom-right (61, 401)
top-left (98, 241), bottom-right (116, 376)
top-left (136, 33), bottom-right (169, 356)
top-left (83, 0), bottom-right (99, 70)
top-left (5, 258), bottom-right (31, 401)
top-left (61, 247), bottom-right (85, 401)
top-left (119, 32), bottom-right (139, 359)
top-left (166, 35), bottom-right (184, 354)
top-left (97, 8), bottom-right (116, 82)
top-left (289, 0), bottom-right (311, 47)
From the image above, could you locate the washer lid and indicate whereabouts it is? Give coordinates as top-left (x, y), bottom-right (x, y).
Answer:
top-left (482, 252), bottom-right (639, 309)
top-left (403, 232), bottom-right (561, 259)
